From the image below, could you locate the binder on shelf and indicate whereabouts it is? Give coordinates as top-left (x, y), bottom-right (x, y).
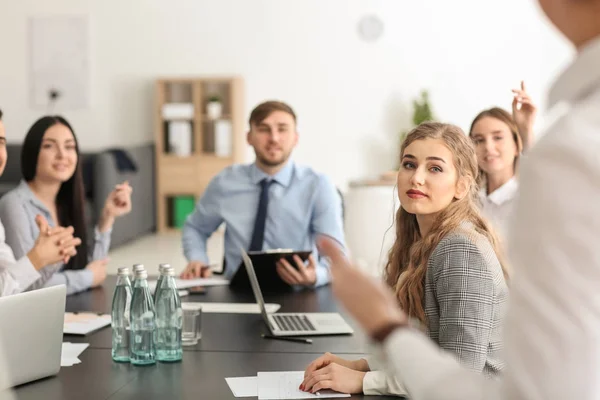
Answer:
top-left (162, 103), bottom-right (194, 120)
top-left (214, 119), bottom-right (232, 157)
top-left (168, 121), bottom-right (193, 157)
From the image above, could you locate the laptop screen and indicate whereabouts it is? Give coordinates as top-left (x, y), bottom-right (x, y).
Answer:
top-left (240, 249), bottom-right (274, 332)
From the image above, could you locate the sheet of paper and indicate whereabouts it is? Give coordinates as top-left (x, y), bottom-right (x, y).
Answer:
top-left (61, 358), bottom-right (80, 367)
top-left (64, 313), bottom-right (111, 335)
top-left (62, 342), bottom-right (89, 358)
top-left (225, 376), bottom-right (258, 397)
top-left (257, 371), bottom-right (350, 399)
top-left (182, 302), bottom-right (280, 314)
top-left (61, 342), bottom-right (89, 367)
top-left (148, 277), bottom-right (230, 293)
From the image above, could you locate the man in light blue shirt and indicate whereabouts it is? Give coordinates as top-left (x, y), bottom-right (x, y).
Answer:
top-left (181, 101), bottom-right (344, 288)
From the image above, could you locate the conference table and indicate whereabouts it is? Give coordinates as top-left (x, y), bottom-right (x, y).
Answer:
top-left (12, 276), bottom-right (399, 399)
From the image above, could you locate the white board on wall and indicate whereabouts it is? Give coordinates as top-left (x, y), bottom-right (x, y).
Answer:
top-left (29, 15), bottom-right (90, 110)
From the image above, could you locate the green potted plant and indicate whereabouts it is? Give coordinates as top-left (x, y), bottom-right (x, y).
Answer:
top-left (400, 90), bottom-right (435, 144)
top-left (206, 94), bottom-right (223, 120)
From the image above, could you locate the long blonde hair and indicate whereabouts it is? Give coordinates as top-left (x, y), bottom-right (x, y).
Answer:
top-left (385, 122), bottom-right (508, 324)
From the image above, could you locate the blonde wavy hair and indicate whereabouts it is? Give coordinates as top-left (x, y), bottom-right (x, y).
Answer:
top-left (385, 122), bottom-right (509, 324)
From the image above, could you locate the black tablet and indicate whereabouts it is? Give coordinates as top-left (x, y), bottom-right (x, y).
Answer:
top-left (230, 249), bottom-right (312, 292)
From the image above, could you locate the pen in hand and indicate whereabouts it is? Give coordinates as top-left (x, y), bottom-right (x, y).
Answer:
top-left (261, 334), bottom-right (312, 344)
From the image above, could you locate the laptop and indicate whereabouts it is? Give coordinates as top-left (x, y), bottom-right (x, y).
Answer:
top-left (241, 249), bottom-right (353, 336)
top-left (0, 285), bottom-right (66, 389)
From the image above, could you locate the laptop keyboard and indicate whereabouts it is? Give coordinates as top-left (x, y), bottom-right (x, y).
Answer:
top-left (272, 314), bottom-right (316, 332)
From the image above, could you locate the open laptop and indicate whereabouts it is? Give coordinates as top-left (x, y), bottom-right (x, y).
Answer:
top-left (241, 249), bottom-right (353, 336)
top-left (0, 285), bottom-right (66, 389)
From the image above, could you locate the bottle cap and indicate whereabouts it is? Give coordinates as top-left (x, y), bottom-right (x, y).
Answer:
top-left (158, 263), bottom-right (171, 274)
top-left (134, 269), bottom-right (148, 280)
top-left (132, 264), bottom-right (145, 273)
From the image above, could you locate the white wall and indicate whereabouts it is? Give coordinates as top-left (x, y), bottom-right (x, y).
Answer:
top-left (0, 0), bottom-right (572, 187)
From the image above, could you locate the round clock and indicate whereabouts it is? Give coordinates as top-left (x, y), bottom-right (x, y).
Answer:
top-left (357, 15), bottom-right (384, 42)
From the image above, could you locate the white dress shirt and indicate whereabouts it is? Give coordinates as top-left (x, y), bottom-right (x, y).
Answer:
top-left (363, 356), bottom-right (408, 396)
top-left (0, 220), bottom-right (40, 297)
top-left (376, 35), bottom-right (600, 400)
top-left (479, 177), bottom-right (518, 240)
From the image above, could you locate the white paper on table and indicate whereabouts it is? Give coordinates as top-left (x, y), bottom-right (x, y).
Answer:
top-left (225, 376), bottom-right (258, 397)
top-left (257, 371), bottom-right (350, 399)
top-left (61, 358), bottom-right (81, 367)
top-left (64, 313), bottom-right (111, 335)
top-left (148, 277), bottom-right (230, 293)
top-left (183, 302), bottom-right (280, 314)
top-left (61, 342), bottom-right (89, 367)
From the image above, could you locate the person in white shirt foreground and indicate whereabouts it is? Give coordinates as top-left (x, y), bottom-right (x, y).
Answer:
top-left (301, 123), bottom-right (509, 396)
top-left (310, 1), bottom-right (600, 398)
top-left (0, 109), bottom-right (81, 296)
top-left (469, 83), bottom-right (537, 239)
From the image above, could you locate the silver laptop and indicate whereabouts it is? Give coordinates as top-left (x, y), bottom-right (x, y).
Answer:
top-left (241, 249), bottom-right (353, 336)
top-left (0, 285), bottom-right (66, 389)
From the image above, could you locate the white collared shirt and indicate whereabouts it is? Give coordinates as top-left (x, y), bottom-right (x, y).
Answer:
top-left (479, 177), bottom-right (518, 240)
top-left (377, 35), bottom-right (600, 400)
top-left (0, 220), bottom-right (40, 297)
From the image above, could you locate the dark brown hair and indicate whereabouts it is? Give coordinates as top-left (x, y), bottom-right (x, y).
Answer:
top-left (22, 116), bottom-right (88, 270)
top-left (249, 101), bottom-right (296, 127)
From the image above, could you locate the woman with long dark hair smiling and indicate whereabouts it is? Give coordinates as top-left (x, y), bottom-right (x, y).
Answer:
top-left (0, 116), bottom-right (132, 294)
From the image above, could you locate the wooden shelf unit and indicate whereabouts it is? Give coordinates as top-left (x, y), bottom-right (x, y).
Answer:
top-left (155, 76), bottom-right (245, 232)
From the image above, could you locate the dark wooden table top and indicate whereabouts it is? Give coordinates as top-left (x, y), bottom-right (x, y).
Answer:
top-left (13, 350), bottom-right (398, 400)
top-left (11, 276), bottom-right (397, 399)
top-left (65, 276), bottom-right (372, 354)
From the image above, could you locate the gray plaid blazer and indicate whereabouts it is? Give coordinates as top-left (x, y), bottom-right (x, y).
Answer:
top-left (424, 224), bottom-right (508, 377)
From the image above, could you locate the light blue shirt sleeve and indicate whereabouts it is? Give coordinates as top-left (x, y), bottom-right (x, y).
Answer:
top-left (182, 177), bottom-right (225, 263)
top-left (90, 226), bottom-right (111, 261)
top-left (311, 175), bottom-right (345, 287)
top-left (43, 269), bottom-right (94, 295)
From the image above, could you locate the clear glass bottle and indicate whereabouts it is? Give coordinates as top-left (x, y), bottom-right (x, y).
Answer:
top-left (129, 267), bottom-right (156, 365)
top-left (154, 267), bottom-right (183, 362)
top-left (132, 264), bottom-right (145, 284)
top-left (111, 267), bottom-right (132, 362)
top-left (153, 263), bottom-right (171, 302)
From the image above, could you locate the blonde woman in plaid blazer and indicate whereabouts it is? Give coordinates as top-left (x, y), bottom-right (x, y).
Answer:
top-left (301, 122), bottom-right (509, 396)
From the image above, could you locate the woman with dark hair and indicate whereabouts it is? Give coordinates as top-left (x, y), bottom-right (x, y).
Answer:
top-left (0, 110), bottom-right (82, 296)
top-left (0, 116), bottom-right (132, 294)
